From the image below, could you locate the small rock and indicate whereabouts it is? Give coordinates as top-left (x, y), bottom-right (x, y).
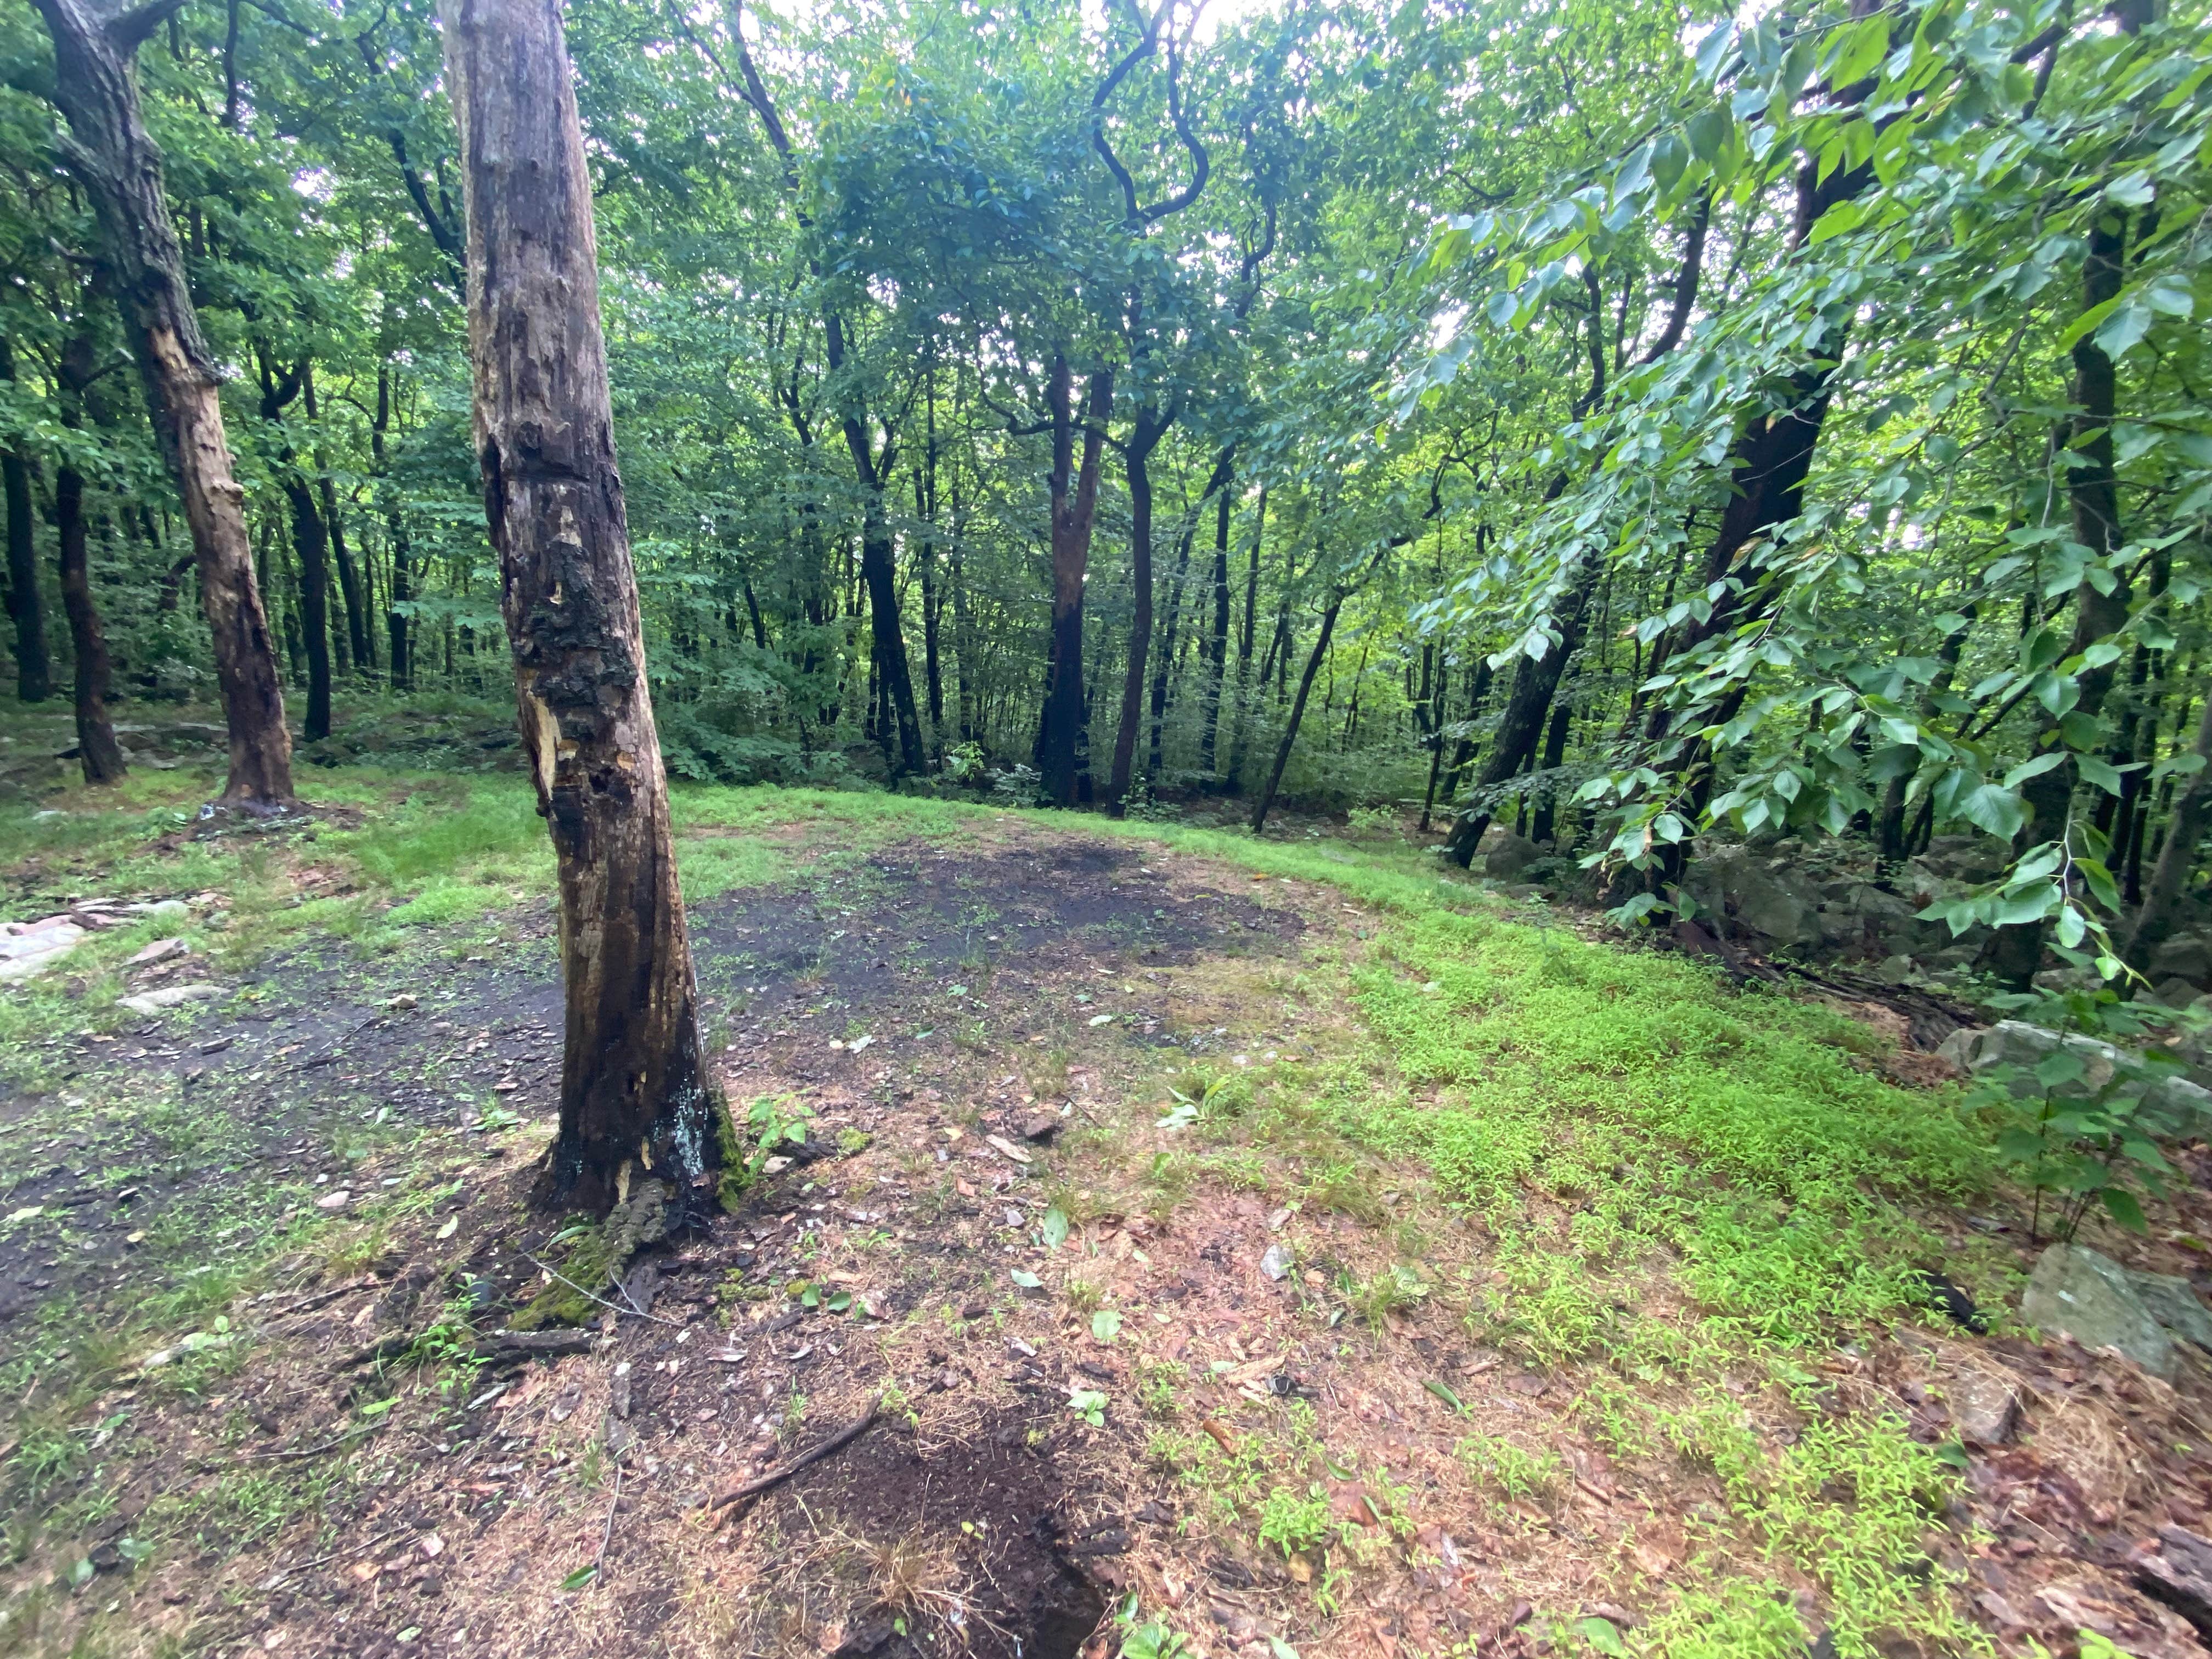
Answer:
top-left (1945, 1368), bottom-right (2019, 1447)
top-left (315, 1189), bottom-right (352, 1211)
top-left (960, 1301), bottom-right (986, 1320)
top-left (417, 1573), bottom-right (443, 1598)
top-left (2130, 1270), bottom-right (2212, 1356)
top-left (1260, 1244), bottom-right (1293, 1282)
top-left (127, 938), bottom-right (189, 968)
top-left (2135, 1526), bottom-right (2212, 1640)
top-left (1021, 1113), bottom-right (1061, 1143)
top-left (117, 983), bottom-right (228, 1016)
top-left (388, 994), bottom-right (419, 1011)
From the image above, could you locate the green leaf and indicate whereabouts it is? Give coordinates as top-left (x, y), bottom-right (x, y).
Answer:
top-left (1959, 784), bottom-right (2025, 840)
top-left (1010, 1269), bottom-right (1042, 1289)
top-left (1041, 1207), bottom-right (1069, 1250)
top-left (1829, 14), bottom-right (1891, 87)
top-left (1423, 1379), bottom-right (1465, 1413)
top-left (1685, 108), bottom-right (1730, 162)
top-left (561, 1564), bottom-right (599, 1591)
top-left (2075, 754), bottom-right (2124, 796)
top-left (2100, 1188), bottom-right (2147, 1233)
top-left (1578, 1617), bottom-right (1628, 1657)
top-left (1091, 1308), bottom-right (1124, 1342)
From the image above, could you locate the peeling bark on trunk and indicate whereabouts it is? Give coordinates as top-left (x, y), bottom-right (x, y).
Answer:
top-left (33, 0), bottom-right (292, 812)
top-left (442, 0), bottom-right (721, 1218)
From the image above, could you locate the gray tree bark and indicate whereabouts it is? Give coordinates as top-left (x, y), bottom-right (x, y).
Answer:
top-left (32, 0), bottom-right (294, 812)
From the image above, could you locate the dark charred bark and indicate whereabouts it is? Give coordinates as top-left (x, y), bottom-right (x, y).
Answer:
top-left (442, 0), bottom-right (721, 1218)
top-left (35, 0), bottom-right (292, 810)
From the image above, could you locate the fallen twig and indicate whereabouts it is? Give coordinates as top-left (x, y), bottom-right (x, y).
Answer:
top-left (267, 1525), bottom-right (408, 1579)
top-left (247, 1420), bottom-right (387, 1462)
top-left (301, 1016), bottom-right (383, 1069)
top-left (708, 1400), bottom-right (880, 1511)
top-left (592, 1462), bottom-right (624, 1582)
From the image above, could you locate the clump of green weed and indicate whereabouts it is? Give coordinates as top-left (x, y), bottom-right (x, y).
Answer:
top-left (1345, 1263), bottom-right (1429, 1330)
top-left (1455, 1434), bottom-right (1563, 1504)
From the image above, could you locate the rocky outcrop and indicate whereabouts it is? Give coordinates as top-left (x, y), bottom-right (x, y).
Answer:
top-left (1936, 1020), bottom-right (2212, 1135)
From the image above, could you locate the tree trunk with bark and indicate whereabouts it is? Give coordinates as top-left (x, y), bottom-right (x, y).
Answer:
top-left (1107, 403), bottom-right (1173, 815)
top-left (33, 0), bottom-right (293, 812)
top-left (2124, 690), bottom-right (2212, 974)
top-left (1199, 481), bottom-right (1233, 776)
top-left (55, 329), bottom-right (126, 783)
top-left (442, 0), bottom-right (721, 1219)
top-left (1039, 356), bottom-right (1109, 807)
top-left (2, 339), bottom-right (53, 703)
top-left (1250, 590), bottom-right (1341, 837)
top-left (1986, 195), bottom-right (2137, 990)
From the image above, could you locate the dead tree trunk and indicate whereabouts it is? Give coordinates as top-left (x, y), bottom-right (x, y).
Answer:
top-left (442, 0), bottom-right (722, 1218)
top-left (33, 0), bottom-right (292, 812)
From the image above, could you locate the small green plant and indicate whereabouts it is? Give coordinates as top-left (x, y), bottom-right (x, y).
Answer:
top-left (1457, 1434), bottom-right (1564, 1504)
top-left (744, 1094), bottom-right (816, 1180)
top-left (1347, 1263), bottom-right (1429, 1330)
top-left (1115, 1595), bottom-right (1191, 1659)
top-left (1066, 1386), bottom-right (1108, 1426)
top-left (1064, 1276), bottom-right (1104, 1314)
top-left (1971, 988), bottom-right (2190, 1241)
top-left (1256, 1483), bottom-right (1339, 1560)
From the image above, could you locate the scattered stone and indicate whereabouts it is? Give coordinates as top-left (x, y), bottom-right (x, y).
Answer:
top-left (2135, 1526), bottom-right (2212, 1640)
top-left (1480, 830), bottom-right (1542, 882)
top-left (388, 994), bottom-right (419, 1011)
top-left (2021, 1244), bottom-right (2176, 1379)
top-left (1021, 1112), bottom-right (1061, 1143)
top-left (1260, 1244), bottom-right (1293, 1282)
top-left (0, 916), bottom-right (87, 983)
top-left (1945, 1368), bottom-right (2019, 1447)
top-left (316, 1189), bottom-right (352, 1211)
top-left (127, 938), bottom-right (189, 968)
top-left (117, 983), bottom-right (229, 1016)
top-left (984, 1135), bottom-right (1032, 1165)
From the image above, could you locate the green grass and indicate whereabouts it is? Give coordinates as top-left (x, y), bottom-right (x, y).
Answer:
top-left (1, 749), bottom-right (2011, 1658)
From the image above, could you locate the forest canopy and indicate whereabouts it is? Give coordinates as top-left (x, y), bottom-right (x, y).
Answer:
top-left (3, 0), bottom-right (2209, 987)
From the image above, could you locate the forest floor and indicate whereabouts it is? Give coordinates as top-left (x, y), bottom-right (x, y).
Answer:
top-left (3, 705), bottom-right (2211, 1659)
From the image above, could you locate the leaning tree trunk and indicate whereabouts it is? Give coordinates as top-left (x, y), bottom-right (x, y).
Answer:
top-left (442, 0), bottom-right (721, 1218)
top-left (33, 0), bottom-right (292, 812)
top-left (1250, 591), bottom-right (1343, 837)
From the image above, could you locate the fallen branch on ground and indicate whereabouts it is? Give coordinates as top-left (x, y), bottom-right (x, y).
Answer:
top-left (708, 1400), bottom-right (880, 1511)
